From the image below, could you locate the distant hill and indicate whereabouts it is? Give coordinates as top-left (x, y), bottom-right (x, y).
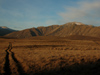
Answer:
top-left (4, 28), bottom-right (42, 38)
top-left (4, 22), bottom-right (100, 38)
top-left (0, 26), bottom-right (16, 36)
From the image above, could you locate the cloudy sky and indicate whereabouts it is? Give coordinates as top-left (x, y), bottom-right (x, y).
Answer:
top-left (0, 0), bottom-right (100, 30)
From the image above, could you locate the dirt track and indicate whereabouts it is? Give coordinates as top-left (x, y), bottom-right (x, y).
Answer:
top-left (1, 38), bottom-right (100, 75)
top-left (4, 43), bottom-right (26, 75)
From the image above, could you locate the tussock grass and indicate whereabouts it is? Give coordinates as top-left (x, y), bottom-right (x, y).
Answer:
top-left (1, 37), bottom-right (100, 75)
top-left (0, 39), bottom-right (9, 74)
top-left (11, 38), bottom-right (100, 75)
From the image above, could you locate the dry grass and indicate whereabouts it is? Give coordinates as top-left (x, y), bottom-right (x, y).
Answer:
top-left (12, 38), bottom-right (100, 75)
top-left (0, 38), bottom-right (9, 74)
top-left (0, 37), bottom-right (100, 75)
top-left (12, 47), bottom-right (100, 74)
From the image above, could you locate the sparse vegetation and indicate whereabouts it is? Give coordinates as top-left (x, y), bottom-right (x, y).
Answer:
top-left (4, 22), bottom-right (100, 38)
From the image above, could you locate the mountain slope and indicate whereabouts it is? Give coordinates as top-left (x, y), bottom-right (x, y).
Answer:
top-left (5, 28), bottom-right (43, 38)
top-left (46, 23), bottom-right (99, 37)
top-left (4, 22), bottom-right (100, 38)
top-left (5, 25), bottom-right (60, 38)
top-left (0, 26), bottom-right (16, 36)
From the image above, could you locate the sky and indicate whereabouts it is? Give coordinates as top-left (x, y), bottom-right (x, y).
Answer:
top-left (0, 0), bottom-right (100, 30)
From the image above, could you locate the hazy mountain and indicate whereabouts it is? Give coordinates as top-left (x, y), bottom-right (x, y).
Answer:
top-left (4, 22), bottom-right (100, 38)
top-left (0, 26), bottom-right (16, 36)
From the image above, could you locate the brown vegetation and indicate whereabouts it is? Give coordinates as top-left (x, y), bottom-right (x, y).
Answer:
top-left (0, 36), bottom-right (100, 75)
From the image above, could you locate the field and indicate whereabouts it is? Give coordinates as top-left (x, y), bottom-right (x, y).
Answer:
top-left (0, 36), bottom-right (100, 75)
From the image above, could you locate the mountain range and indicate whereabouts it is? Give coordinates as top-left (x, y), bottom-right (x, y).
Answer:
top-left (1, 22), bottom-right (100, 39)
top-left (0, 26), bottom-right (16, 36)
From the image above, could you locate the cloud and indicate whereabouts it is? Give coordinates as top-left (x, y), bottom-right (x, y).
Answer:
top-left (58, 0), bottom-right (100, 26)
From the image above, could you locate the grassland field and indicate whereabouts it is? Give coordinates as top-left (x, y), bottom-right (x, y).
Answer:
top-left (0, 36), bottom-right (100, 75)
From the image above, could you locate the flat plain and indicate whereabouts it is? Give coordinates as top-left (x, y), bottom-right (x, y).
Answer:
top-left (0, 36), bottom-right (100, 75)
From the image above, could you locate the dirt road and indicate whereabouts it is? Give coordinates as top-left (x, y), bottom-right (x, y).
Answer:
top-left (4, 43), bottom-right (26, 75)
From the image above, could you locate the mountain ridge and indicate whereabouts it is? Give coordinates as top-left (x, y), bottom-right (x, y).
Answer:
top-left (4, 22), bottom-right (100, 38)
top-left (0, 26), bottom-right (16, 36)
